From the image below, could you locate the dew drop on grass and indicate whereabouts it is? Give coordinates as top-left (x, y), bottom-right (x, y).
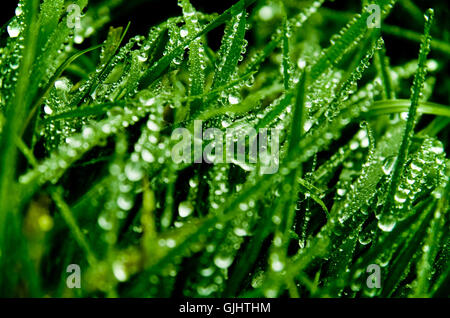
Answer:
top-left (264, 288), bottom-right (278, 298)
top-left (239, 202), bottom-right (248, 211)
top-left (196, 285), bottom-right (216, 296)
top-left (15, 5), bottom-right (23, 16)
top-left (394, 192), bottom-right (407, 204)
top-left (117, 194), bottom-right (133, 211)
top-left (303, 120), bottom-right (313, 132)
top-left (214, 255), bottom-right (233, 269)
top-left (200, 267), bottom-right (214, 277)
top-left (44, 105), bottom-right (53, 115)
top-left (297, 58), bottom-right (306, 69)
top-left (377, 218), bottom-right (396, 232)
top-left (166, 238), bottom-right (176, 248)
top-left (180, 28), bottom-right (189, 38)
top-left (189, 178), bottom-right (198, 188)
top-left (137, 53), bottom-right (148, 62)
top-left (82, 127), bottom-right (94, 139)
top-left (74, 34), bottom-right (84, 44)
top-left (228, 95), bottom-right (240, 105)
top-left (259, 5), bottom-right (274, 21)
top-left (113, 261), bottom-right (128, 282)
top-left (54, 78), bottom-right (70, 91)
top-left (178, 201), bottom-right (193, 218)
top-left (124, 162), bottom-right (143, 181)
top-left (358, 236), bottom-right (372, 245)
top-left (271, 258), bottom-right (284, 272)
top-left (382, 157), bottom-right (396, 175)
top-left (141, 149), bottom-right (155, 163)
top-left (10, 61), bottom-right (19, 70)
top-left (147, 120), bottom-right (160, 131)
top-left (139, 95), bottom-right (155, 106)
top-left (98, 214), bottom-right (113, 230)
top-left (233, 227), bottom-right (248, 237)
top-left (7, 20), bottom-right (21, 38)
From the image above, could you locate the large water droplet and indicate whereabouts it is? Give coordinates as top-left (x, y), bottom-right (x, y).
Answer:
top-left (382, 157), bottom-right (396, 175)
top-left (178, 201), bottom-right (193, 218)
top-left (125, 162), bottom-right (143, 181)
top-left (228, 95), bottom-right (240, 105)
top-left (214, 255), bottom-right (233, 269)
top-left (7, 20), bottom-right (21, 38)
top-left (378, 218), bottom-right (396, 232)
top-left (180, 28), bottom-right (189, 38)
top-left (113, 261), bottom-right (128, 282)
top-left (117, 194), bottom-right (134, 211)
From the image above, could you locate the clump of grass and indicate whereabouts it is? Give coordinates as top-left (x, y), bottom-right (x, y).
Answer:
top-left (0, 0), bottom-right (448, 298)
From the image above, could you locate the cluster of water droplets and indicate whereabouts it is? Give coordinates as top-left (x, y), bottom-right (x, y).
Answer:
top-left (184, 184), bottom-right (258, 297)
top-left (98, 134), bottom-right (132, 244)
top-left (93, 35), bottom-right (148, 103)
top-left (176, 176), bottom-right (198, 221)
top-left (19, 94), bottom-right (163, 186)
top-left (166, 19), bottom-right (186, 68)
top-left (0, 2), bottom-right (28, 108)
top-left (376, 137), bottom-right (446, 231)
top-left (332, 124), bottom-right (377, 230)
top-left (178, 0), bottom-right (207, 108)
top-left (42, 78), bottom-right (81, 150)
top-left (324, 38), bottom-right (384, 123)
top-left (207, 164), bottom-right (230, 213)
top-left (7, 3), bottom-right (24, 39)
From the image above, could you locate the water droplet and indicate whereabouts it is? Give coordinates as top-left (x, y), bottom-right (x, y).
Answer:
top-left (178, 201), bottom-right (193, 218)
top-left (271, 259), bottom-right (284, 272)
top-left (166, 238), bottom-right (176, 248)
top-left (200, 267), bottom-right (214, 277)
top-left (233, 227), bottom-right (248, 237)
top-left (137, 53), bottom-right (148, 62)
top-left (139, 96), bottom-right (155, 106)
top-left (394, 192), bottom-right (407, 204)
top-left (180, 28), bottom-right (189, 38)
top-left (7, 20), bottom-right (21, 38)
top-left (15, 6), bottom-right (23, 16)
top-left (358, 236), bottom-right (372, 245)
top-left (228, 95), bottom-right (240, 105)
top-left (125, 162), bottom-right (143, 181)
top-left (141, 149), bottom-right (155, 163)
top-left (297, 58), bottom-right (306, 69)
top-left (382, 157), bottom-right (396, 175)
top-left (117, 194), bottom-right (133, 210)
top-left (214, 255), bottom-right (233, 269)
top-left (378, 218), bottom-right (396, 232)
top-left (264, 288), bottom-right (278, 297)
top-left (82, 127), bottom-right (94, 139)
top-left (74, 34), bottom-right (84, 44)
top-left (147, 120), bottom-right (160, 131)
top-left (259, 5), bottom-right (274, 21)
top-left (44, 105), bottom-right (53, 115)
top-left (98, 214), bottom-right (113, 230)
top-left (54, 78), bottom-right (70, 91)
top-left (113, 261), bottom-right (128, 282)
